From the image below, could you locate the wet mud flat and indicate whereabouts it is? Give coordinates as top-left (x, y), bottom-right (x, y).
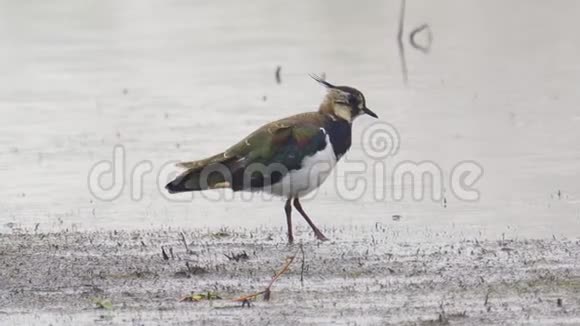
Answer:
top-left (0, 227), bottom-right (579, 325)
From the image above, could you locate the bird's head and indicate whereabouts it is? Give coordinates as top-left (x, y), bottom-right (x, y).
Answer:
top-left (312, 74), bottom-right (378, 122)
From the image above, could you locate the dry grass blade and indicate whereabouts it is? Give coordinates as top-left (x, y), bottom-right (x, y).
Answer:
top-left (233, 253), bottom-right (297, 304)
top-left (299, 243), bottom-right (305, 286)
top-left (180, 291), bottom-right (222, 302)
top-left (232, 290), bottom-right (267, 303)
top-left (266, 255), bottom-right (296, 289)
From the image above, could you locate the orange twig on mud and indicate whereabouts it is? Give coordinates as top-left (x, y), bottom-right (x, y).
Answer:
top-left (233, 252), bottom-right (297, 304)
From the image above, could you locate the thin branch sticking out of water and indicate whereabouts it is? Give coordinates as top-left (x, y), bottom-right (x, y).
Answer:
top-left (275, 66), bottom-right (282, 84)
top-left (300, 243), bottom-right (305, 286)
top-left (180, 232), bottom-right (192, 254)
top-left (397, 0), bottom-right (408, 85)
top-left (409, 23), bottom-right (433, 54)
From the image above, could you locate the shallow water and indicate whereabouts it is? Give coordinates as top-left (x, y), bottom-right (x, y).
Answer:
top-left (0, 0), bottom-right (579, 239)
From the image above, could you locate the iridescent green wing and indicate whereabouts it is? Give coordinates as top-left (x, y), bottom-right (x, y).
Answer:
top-left (226, 121), bottom-right (326, 171)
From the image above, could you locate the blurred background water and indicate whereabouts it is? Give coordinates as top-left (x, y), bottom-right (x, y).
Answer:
top-left (0, 0), bottom-right (579, 240)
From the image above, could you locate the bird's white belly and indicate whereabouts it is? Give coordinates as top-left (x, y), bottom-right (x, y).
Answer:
top-left (269, 134), bottom-right (337, 198)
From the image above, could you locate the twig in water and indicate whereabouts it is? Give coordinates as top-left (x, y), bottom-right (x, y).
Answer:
top-left (438, 302), bottom-right (448, 323)
top-left (484, 288), bottom-right (491, 306)
top-left (275, 66), bottom-right (282, 84)
top-left (300, 243), bottom-right (305, 286)
top-left (161, 246), bottom-right (169, 261)
top-left (180, 232), bottom-right (191, 254)
top-left (409, 23), bottom-right (432, 53)
top-left (396, 0), bottom-right (408, 85)
top-left (233, 252), bottom-right (297, 304)
top-left (224, 251), bottom-right (249, 262)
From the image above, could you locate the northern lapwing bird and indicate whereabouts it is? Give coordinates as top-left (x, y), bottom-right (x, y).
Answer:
top-left (166, 76), bottom-right (378, 243)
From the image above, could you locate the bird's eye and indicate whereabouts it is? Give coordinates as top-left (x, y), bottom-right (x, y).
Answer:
top-left (348, 95), bottom-right (358, 105)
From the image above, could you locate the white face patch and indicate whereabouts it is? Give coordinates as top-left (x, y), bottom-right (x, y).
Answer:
top-left (333, 104), bottom-right (352, 122)
top-left (324, 88), bottom-right (365, 121)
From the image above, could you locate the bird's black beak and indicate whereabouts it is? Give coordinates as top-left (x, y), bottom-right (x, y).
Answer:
top-left (363, 107), bottom-right (378, 118)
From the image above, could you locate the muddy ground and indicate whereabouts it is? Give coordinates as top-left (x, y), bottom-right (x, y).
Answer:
top-left (0, 227), bottom-right (579, 325)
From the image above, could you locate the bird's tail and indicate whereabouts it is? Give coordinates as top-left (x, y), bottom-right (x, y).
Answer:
top-left (165, 154), bottom-right (233, 193)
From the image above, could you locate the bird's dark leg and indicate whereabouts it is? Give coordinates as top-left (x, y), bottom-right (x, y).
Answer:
top-left (285, 198), bottom-right (294, 244)
top-left (293, 198), bottom-right (329, 241)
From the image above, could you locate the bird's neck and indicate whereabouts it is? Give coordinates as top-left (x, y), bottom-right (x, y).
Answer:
top-left (323, 115), bottom-right (352, 160)
top-left (318, 98), bottom-right (334, 115)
